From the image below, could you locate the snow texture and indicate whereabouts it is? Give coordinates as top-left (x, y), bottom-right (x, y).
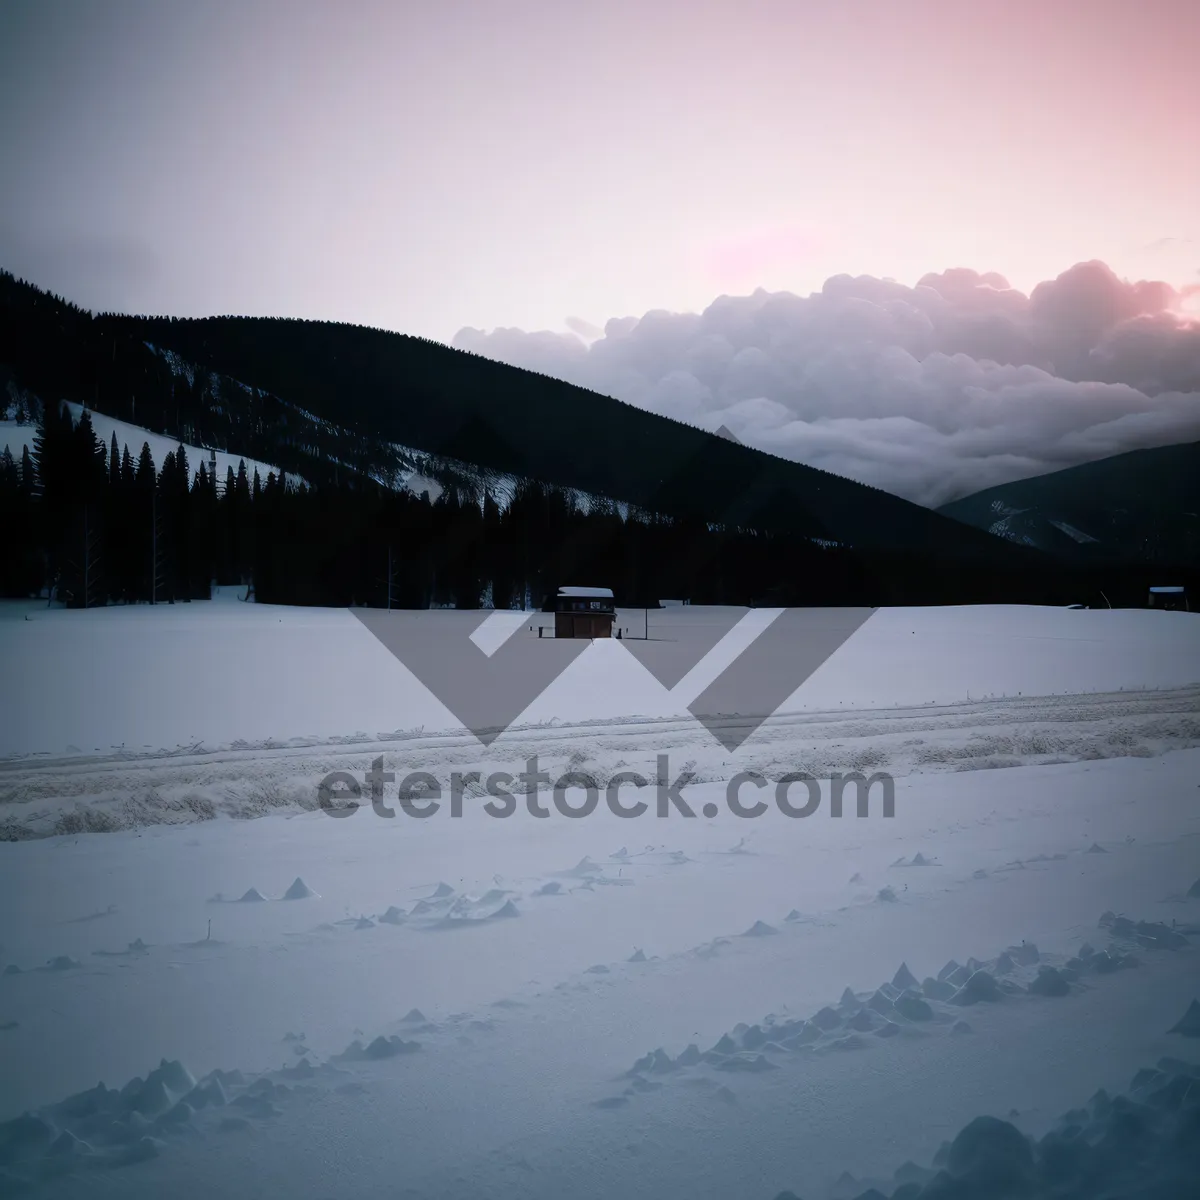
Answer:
top-left (0, 601), bottom-right (1197, 1198)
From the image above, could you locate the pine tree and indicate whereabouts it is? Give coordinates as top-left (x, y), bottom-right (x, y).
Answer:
top-left (31, 402), bottom-right (75, 602)
top-left (58, 410), bottom-right (110, 606)
top-left (135, 442), bottom-right (155, 488)
top-left (0, 448), bottom-right (23, 595)
top-left (133, 443), bottom-right (158, 602)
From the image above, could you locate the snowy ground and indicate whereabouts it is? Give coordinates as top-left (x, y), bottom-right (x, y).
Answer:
top-left (1, 602), bottom-right (1199, 1199)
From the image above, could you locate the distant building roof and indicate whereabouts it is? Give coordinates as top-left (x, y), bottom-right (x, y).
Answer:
top-left (1149, 586), bottom-right (1186, 593)
top-left (558, 586), bottom-right (614, 599)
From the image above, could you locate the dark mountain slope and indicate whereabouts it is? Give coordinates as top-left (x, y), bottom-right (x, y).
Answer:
top-left (0, 271), bottom-right (397, 491)
top-left (938, 442), bottom-right (1200, 566)
top-left (87, 309), bottom-right (1032, 561)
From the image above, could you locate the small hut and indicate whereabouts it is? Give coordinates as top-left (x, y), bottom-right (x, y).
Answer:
top-left (1148, 585), bottom-right (1189, 611)
top-left (554, 586), bottom-right (614, 639)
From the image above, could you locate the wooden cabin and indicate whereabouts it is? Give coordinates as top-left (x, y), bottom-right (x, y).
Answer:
top-left (1148, 585), bottom-right (1189, 611)
top-left (554, 586), bottom-right (615, 638)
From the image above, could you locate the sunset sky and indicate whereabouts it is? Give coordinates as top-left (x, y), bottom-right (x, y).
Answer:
top-left (2, 0), bottom-right (1198, 502)
top-left (0, 0), bottom-right (1196, 341)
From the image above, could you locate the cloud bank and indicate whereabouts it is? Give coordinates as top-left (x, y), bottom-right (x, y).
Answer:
top-left (452, 261), bottom-right (1200, 506)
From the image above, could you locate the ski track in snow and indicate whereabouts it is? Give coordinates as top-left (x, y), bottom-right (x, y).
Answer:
top-left (1, 685), bottom-right (1198, 839)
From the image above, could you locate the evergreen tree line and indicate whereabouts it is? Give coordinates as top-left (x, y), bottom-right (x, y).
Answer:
top-left (2, 405), bottom-right (244, 605)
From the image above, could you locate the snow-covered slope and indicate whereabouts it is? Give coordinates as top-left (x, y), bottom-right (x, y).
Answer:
top-left (2, 401), bottom-right (656, 523)
top-left (0, 404), bottom-right (298, 492)
top-left (939, 440), bottom-right (1200, 563)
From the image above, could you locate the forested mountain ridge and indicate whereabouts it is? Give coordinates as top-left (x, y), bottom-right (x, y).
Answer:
top-left (103, 312), bottom-right (1022, 556)
top-left (2, 267), bottom-right (1033, 558)
top-left (9, 266), bottom-right (1175, 610)
top-left (938, 441), bottom-right (1200, 566)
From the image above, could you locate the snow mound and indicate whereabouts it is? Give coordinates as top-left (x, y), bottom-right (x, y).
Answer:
top-left (237, 888), bottom-right (267, 903)
top-left (950, 970), bottom-right (1002, 1005)
top-left (811, 1006), bottom-right (842, 1030)
top-left (1168, 998), bottom-right (1200, 1037)
top-left (775, 1059), bottom-right (1200, 1200)
top-left (1010, 941), bottom-right (1040, 966)
top-left (892, 962), bottom-right (919, 991)
top-left (922, 977), bottom-right (956, 1001)
top-left (282, 877), bottom-right (317, 900)
top-left (336, 1034), bottom-right (420, 1062)
top-left (363, 1035), bottom-right (420, 1061)
top-left (1028, 966), bottom-right (1071, 997)
top-left (894, 991), bottom-right (934, 1021)
top-left (42, 956), bottom-right (80, 972)
top-left (868, 989), bottom-right (895, 1016)
top-left (742, 920), bottom-right (779, 937)
top-left (565, 858), bottom-right (601, 878)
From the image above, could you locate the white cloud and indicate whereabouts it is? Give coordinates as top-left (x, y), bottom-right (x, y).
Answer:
top-left (453, 261), bottom-right (1200, 506)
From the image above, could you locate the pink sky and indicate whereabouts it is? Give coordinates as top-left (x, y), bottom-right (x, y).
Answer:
top-left (0, 0), bottom-right (1196, 340)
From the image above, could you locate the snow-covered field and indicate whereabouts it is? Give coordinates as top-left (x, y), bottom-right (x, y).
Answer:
top-left (1, 601), bottom-right (1199, 1199)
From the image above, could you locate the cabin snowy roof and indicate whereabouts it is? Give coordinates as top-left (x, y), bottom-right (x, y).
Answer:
top-left (557, 586), bottom-right (613, 599)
